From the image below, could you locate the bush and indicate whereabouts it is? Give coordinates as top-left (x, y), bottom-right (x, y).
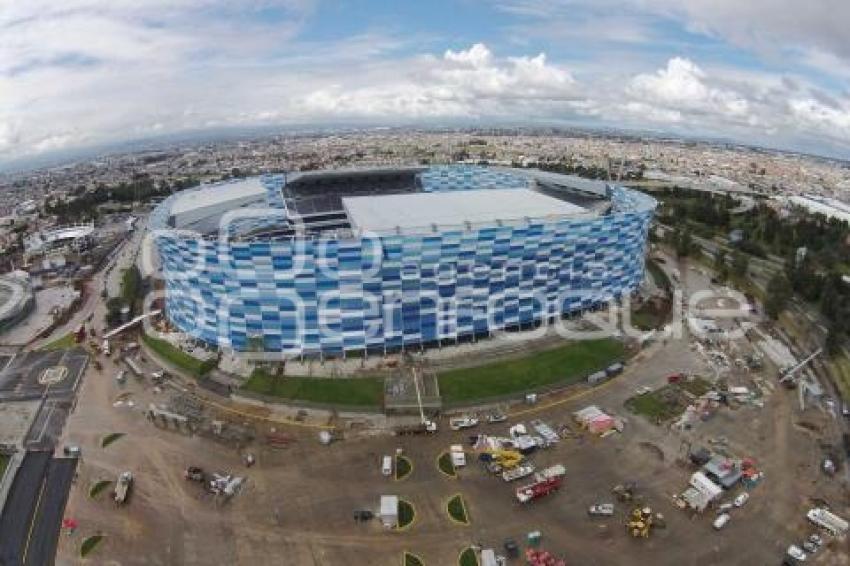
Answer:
top-left (80, 535), bottom-right (104, 558)
top-left (397, 499), bottom-right (415, 530)
top-left (437, 452), bottom-right (456, 477)
top-left (446, 494), bottom-right (469, 524)
top-left (458, 547), bottom-right (478, 566)
top-left (395, 455), bottom-right (412, 481)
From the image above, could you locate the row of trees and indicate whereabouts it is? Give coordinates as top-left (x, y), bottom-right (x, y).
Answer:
top-left (44, 174), bottom-right (201, 223)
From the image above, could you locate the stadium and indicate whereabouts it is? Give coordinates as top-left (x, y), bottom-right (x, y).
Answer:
top-left (149, 166), bottom-right (656, 357)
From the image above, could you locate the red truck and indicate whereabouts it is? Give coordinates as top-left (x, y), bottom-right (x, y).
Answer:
top-left (515, 464), bottom-right (565, 503)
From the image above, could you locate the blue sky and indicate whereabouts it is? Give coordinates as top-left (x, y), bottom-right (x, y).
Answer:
top-left (1, 0), bottom-right (849, 166)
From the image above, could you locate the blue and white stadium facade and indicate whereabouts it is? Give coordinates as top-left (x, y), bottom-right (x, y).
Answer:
top-left (149, 166), bottom-right (656, 357)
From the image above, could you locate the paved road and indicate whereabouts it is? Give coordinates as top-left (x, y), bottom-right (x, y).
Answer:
top-left (0, 451), bottom-right (50, 566)
top-left (25, 458), bottom-right (78, 566)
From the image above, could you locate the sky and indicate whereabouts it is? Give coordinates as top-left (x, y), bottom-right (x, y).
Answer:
top-left (2, 0), bottom-right (850, 167)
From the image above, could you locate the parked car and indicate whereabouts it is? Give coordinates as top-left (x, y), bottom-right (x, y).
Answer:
top-left (733, 492), bottom-right (750, 507)
top-left (802, 541), bottom-right (817, 554)
top-left (787, 545), bottom-right (807, 562)
top-left (588, 503), bottom-right (615, 516)
top-left (487, 412), bottom-right (507, 424)
top-left (807, 534), bottom-right (823, 547)
top-left (713, 513), bottom-right (731, 530)
top-left (718, 502), bottom-right (733, 513)
top-left (450, 416), bottom-right (479, 431)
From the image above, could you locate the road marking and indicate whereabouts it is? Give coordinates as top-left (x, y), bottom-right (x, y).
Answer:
top-left (22, 465), bottom-right (49, 565)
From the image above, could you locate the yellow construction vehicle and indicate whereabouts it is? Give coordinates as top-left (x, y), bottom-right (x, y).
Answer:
top-left (479, 449), bottom-right (523, 472)
top-left (626, 506), bottom-right (654, 538)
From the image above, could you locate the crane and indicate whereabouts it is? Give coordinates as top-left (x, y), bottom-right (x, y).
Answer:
top-left (779, 348), bottom-right (823, 385)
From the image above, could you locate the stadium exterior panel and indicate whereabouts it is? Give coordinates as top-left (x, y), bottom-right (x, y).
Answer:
top-left (150, 166), bottom-right (656, 356)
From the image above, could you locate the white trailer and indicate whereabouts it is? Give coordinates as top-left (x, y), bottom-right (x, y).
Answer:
top-left (807, 508), bottom-right (849, 535)
top-left (450, 445), bottom-right (466, 468)
top-left (502, 464), bottom-right (535, 482)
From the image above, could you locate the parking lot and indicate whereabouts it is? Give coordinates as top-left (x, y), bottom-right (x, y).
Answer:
top-left (52, 255), bottom-right (850, 565)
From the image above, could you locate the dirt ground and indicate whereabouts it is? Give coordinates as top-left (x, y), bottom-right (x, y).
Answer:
top-left (55, 257), bottom-right (850, 566)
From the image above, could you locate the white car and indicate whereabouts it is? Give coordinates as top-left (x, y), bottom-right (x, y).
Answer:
top-left (635, 386), bottom-right (652, 395)
top-left (449, 417), bottom-right (479, 431)
top-left (787, 545), bottom-right (807, 562)
top-left (712, 513), bottom-right (731, 530)
top-left (733, 493), bottom-right (750, 507)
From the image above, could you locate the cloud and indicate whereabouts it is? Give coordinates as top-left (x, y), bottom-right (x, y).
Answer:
top-left (1, 0), bottom-right (850, 165)
top-left (297, 44), bottom-right (581, 119)
top-left (627, 57), bottom-right (749, 119)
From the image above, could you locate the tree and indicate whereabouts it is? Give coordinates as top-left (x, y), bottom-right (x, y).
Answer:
top-left (764, 273), bottom-right (792, 320)
top-left (676, 229), bottom-right (694, 258)
top-left (825, 322), bottom-right (841, 356)
top-left (731, 251), bottom-right (749, 279)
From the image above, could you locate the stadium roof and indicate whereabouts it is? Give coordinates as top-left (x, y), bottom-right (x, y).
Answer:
top-left (343, 188), bottom-right (586, 233)
top-left (169, 178), bottom-right (267, 217)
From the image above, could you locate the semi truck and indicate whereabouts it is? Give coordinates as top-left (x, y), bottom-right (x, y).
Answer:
top-left (394, 420), bottom-right (437, 435)
top-left (807, 507), bottom-right (849, 536)
top-left (502, 464), bottom-right (535, 482)
top-left (113, 471), bottom-right (133, 505)
top-left (515, 464), bottom-right (565, 503)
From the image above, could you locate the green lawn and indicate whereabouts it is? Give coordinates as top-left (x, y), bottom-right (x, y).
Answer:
top-left (141, 333), bottom-right (215, 378)
top-left (242, 370), bottom-right (383, 407)
top-left (397, 499), bottom-right (415, 530)
top-left (80, 535), bottom-right (104, 558)
top-left (101, 432), bottom-right (125, 448)
top-left (438, 339), bottom-right (625, 403)
top-left (395, 455), bottom-right (412, 481)
top-left (458, 547), bottom-right (478, 566)
top-left (625, 377), bottom-right (712, 423)
top-left (437, 452), bottom-right (456, 477)
top-left (447, 494), bottom-right (469, 524)
top-left (89, 480), bottom-right (112, 499)
top-left (39, 333), bottom-right (76, 351)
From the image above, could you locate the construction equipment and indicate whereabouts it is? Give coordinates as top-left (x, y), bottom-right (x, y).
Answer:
top-left (626, 506), bottom-right (654, 538)
top-left (612, 482), bottom-right (638, 502)
top-left (113, 471), bottom-right (133, 505)
top-left (779, 348), bottom-right (822, 385)
top-left (184, 466), bottom-right (205, 482)
top-left (479, 449), bottom-right (523, 473)
top-left (410, 366), bottom-right (438, 433)
top-left (515, 465), bottom-right (565, 504)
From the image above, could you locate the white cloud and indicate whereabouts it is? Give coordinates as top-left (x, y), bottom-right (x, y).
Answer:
top-left (627, 57), bottom-right (749, 119)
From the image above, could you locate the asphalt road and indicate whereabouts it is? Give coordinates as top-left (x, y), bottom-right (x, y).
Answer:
top-left (0, 451), bottom-right (50, 566)
top-left (25, 458), bottom-right (78, 566)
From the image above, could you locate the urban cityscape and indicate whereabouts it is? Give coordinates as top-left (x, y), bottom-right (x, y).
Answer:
top-left (1, 2), bottom-right (849, 566)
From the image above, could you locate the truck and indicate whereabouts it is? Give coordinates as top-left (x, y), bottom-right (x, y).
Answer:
top-left (515, 464), bottom-right (565, 503)
top-left (807, 507), bottom-right (849, 536)
top-left (113, 471), bottom-right (133, 505)
top-left (394, 420), bottom-right (437, 435)
top-left (102, 339), bottom-right (111, 356)
top-left (450, 445), bottom-right (467, 468)
top-left (502, 463), bottom-right (535, 482)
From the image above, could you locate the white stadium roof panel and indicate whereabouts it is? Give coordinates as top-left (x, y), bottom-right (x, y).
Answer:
top-left (343, 188), bottom-right (586, 233)
top-left (169, 178), bottom-right (267, 216)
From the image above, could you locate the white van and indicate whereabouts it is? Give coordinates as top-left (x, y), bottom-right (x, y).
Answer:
top-left (713, 513), bottom-right (731, 530)
top-left (381, 455), bottom-right (393, 477)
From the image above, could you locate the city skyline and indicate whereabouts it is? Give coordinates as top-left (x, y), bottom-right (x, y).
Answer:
top-left (2, 0), bottom-right (850, 168)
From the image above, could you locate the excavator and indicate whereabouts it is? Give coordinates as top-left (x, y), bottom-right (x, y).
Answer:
top-left (479, 449), bottom-right (523, 473)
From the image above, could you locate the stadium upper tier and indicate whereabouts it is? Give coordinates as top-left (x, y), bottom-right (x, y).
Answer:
top-left (150, 165), bottom-right (656, 356)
